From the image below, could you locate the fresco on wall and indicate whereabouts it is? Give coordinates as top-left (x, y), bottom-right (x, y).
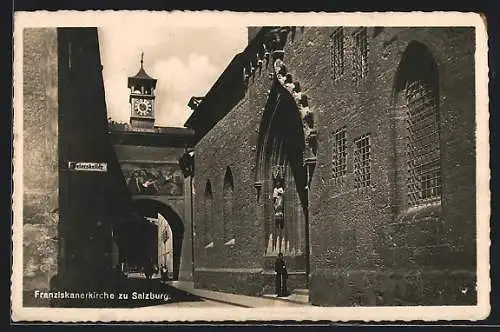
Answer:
top-left (121, 163), bottom-right (184, 196)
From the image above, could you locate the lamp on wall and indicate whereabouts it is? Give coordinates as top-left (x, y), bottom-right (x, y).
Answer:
top-left (178, 150), bottom-right (195, 178)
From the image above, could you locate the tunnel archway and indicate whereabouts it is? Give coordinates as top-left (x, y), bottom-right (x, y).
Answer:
top-left (130, 199), bottom-right (185, 280)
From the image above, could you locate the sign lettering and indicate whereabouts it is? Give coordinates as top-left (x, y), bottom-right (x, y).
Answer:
top-left (68, 161), bottom-right (108, 172)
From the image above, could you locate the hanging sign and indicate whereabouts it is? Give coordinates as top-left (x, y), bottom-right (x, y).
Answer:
top-left (68, 161), bottom-right (108, 172)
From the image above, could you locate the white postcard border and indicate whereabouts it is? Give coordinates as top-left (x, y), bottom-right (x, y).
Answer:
top-left (12, 10), bottom-right (490, 322)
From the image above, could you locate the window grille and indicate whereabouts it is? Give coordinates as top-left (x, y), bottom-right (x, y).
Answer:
top-left (332, 127), bottom-right (347, 179)
top-left (330, 28), bottom-right (345, 80)
top-left (353, 28), bottom-right (369, 82)
top-left (354, 134), bottom-right (371, 189)
top-left (406, 81), bottom-right (441, 206)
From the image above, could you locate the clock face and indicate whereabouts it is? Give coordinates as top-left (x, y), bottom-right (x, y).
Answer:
top-left (134, 99), bottom-right (153, 116)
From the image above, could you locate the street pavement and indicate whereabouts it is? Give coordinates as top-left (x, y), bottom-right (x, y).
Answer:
top-left (165, 281), bottom-right (310, 308)
top-left (118, 274), bottom-right (237, 307)
top-left (48, 273), bottom-right (309, 308)
top-left (119, 275), bottom-right (310, 308)
top-left (25, 272), bottom-right (308, 308)
top-left (153, 298), bottom-right (236, 307)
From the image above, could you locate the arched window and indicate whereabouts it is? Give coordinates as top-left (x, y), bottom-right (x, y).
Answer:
top-left (223, 167), bottom-right (234, 242)
top-left (203, 181), bottom-right (213, 245)
top-left (405, 81), bottom-right (441, 206)
top-left (394, 41), bottom-right (441, 208)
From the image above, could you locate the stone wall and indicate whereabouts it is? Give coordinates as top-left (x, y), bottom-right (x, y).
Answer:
top-left (192, 27), bottom-right (476, 305)
top-left (22, 28), bottom-right (59, 303)
top-left (183, 175), bottom-right (194, 281)
top-left (193, 94), bottom-right (265, 273)
top-left (302, 27), bottom-right (476, 306)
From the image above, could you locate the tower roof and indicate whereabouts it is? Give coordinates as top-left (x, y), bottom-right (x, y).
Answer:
top-left (128, 52), bottom-right (157, 87)
top-left (132, 66), bottom-right (155, 80)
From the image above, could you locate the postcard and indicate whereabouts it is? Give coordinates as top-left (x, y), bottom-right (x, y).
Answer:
top-left (12, 11), bottom-right (490, 322)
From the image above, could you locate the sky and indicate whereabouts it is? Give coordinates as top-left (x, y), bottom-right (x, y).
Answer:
top-left (98, 27), bottom-right (248, 127)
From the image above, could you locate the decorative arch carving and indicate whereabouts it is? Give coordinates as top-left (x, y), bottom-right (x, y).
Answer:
top-left (253, 27), bottom-right (317, 191)
top-left (273, 57), bottom-right (317, 166)
top-left (254, 85), bottom-right (280, 193)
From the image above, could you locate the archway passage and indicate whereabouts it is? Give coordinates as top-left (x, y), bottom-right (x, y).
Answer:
top-left (122, 199), bottom-right (185, 280)
top-left (118, 219), bottom-right (157, 272)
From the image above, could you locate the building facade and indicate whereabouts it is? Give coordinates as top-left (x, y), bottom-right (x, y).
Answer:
top-left (22, 27), bottom-right (138, 307)
top-left (186, 27), bottom-right (476, 306)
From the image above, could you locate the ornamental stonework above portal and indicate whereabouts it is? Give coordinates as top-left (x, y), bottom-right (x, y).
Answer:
top-left (255, 27), bottom-right (317, 169)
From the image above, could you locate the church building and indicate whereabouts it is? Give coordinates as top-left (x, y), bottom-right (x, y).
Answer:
top-left (185, 27), bottom-right (477, 306)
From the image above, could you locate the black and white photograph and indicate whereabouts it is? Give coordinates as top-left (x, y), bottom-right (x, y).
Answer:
top-left (11, 11), bottom-right (490, 322)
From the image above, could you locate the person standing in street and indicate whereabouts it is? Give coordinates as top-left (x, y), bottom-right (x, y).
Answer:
top-left (144, 260), bottom-right (154, 280)
top-left (161, 265), bottom-right (168, 282)
top-left (275, 252), bottom-right (288, 297)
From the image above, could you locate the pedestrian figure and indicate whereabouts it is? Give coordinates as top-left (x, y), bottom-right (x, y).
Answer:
top-left (114, 263), bottom-right (124, 289)
top-left (275, 252), bottom-right (288, 297)
top-left (161, 265), bottom-right (168, 282)
top-left (144, 260), bottom-right (154, 280)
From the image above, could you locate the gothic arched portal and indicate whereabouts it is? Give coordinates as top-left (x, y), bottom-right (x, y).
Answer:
top-left (256, 87), bottom-right (309, 276)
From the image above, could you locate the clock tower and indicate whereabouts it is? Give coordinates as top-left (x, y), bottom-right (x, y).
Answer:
top-left (128, 52), bottom-right (157, 129)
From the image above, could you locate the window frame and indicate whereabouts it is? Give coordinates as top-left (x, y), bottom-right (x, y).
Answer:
top-left (332, 127), bottom-right (348, 180)
top-left (352, 27), bottom-right (369, 83)
top-left (353, 133), bottom-right (372, 189)
top-left (405, 80), bottom-right (442, 207)
top-left (330, 27), bottom-right (345, 81)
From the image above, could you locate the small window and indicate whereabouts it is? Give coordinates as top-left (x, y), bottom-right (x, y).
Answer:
top-left (353, 27), bottom-right (369, 82)
top-left (353, 134), bottom-right (371, 189)
top-left (223, 167), bottom-right (234, 242)
top-left (332, 127), bottom-right (347, 179)
top-left (203, 181), bottom-right (213, 244)
top-left (330, 28), bottom-right (345, 80)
